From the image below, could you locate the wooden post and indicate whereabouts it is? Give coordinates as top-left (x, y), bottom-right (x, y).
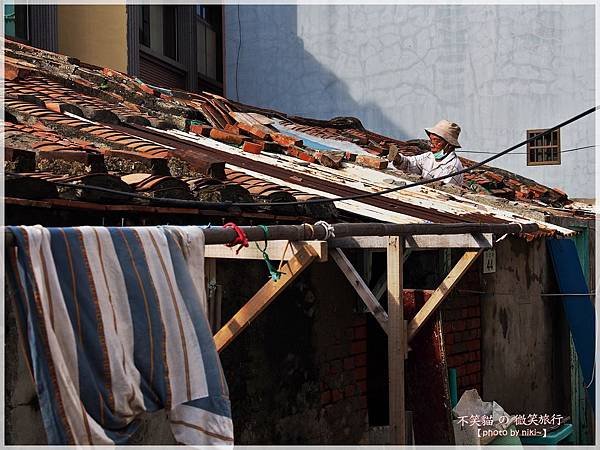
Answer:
top-left (387, 235), bottom-right (406, 445)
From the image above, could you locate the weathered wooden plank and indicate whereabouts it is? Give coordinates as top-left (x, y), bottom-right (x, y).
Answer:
top-left (387, 236), bottom-right (406, 445)
top-left (407, 250), bottom-right (482, 342)
top-left (205, 240), bottom-right (327, 262)
top-left (329, 233), bottom-right (493, 249)
top-left (247, 112), bottom-right (275, 125)
top-left (214, 243), bottom-right (317, 352)
top-left (331, 248), bottom-right (388, 334)
top-left (404, 233), bottom-right (493, 249)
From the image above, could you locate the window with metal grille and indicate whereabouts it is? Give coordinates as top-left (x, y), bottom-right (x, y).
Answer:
top-left (527, 129), bottom-right (561, 166)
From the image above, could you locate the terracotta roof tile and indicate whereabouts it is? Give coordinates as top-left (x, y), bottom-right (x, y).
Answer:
top-left (3, 36), bottom-right (584, 228)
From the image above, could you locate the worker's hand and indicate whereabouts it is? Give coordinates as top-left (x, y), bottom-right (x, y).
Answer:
top-left (386, 144), bottom-right (399, 162)
top-left (392, 152), bottom-right (410, 170)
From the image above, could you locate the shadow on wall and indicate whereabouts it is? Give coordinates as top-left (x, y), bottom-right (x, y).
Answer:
top-left (224, 5), bottom-right (595, 198)
top-left (225, 5), bottom-right (414, 141)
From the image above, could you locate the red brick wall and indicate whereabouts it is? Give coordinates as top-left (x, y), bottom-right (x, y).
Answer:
top-left (442, 264), bottom-right (483, 397)
top-left (320, 314), bottom-right (368, 413)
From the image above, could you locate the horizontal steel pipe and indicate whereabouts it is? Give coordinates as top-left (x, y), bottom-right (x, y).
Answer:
top-left (5, 222), bottom-right (539, 247)
top-left (205, 222), bottom-right (539, 244)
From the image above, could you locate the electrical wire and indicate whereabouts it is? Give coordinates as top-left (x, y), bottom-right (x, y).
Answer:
top-left (6, 106), bottom-right (598, 209)
top-left (235, 5), bottom-right (241, 101)
top-left (457, 144), bottom-right (597, 155)
top-left (257, 105), bottom-right (596, 206)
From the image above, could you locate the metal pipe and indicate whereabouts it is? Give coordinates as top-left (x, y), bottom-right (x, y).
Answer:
top-left (4, 222), bottom-right (539, 247)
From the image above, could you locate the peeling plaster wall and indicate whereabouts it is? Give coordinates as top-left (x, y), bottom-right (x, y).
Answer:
top-left (480, 237), bottom-right (570, 415)
top-left (225, 5), bottom-right (595, 198)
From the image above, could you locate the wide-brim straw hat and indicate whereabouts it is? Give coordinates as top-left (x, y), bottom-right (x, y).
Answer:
top-left (425, 120), bottom-right (461, 148)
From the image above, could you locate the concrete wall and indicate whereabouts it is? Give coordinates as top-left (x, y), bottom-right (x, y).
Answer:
top-left (224, 5), bottom-right (595, 198)
top-left (57, 5), bottom-right (128, 72)
top-left (481, 237), bottom-right (570, 415)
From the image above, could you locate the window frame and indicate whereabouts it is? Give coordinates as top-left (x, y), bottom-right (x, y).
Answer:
top-left (526, 128), bottom-right (561, 166)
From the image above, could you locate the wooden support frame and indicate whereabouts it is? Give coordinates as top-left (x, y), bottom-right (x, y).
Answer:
top-left (387, 236), bottom-right (406, 445)
top-left (331, 248), bottom-right (389, 333)
top-left (213, 243), bottom-right (318, 352)
top-left (205, 231), bottom-right (482, 445)
top-left (407, 250), bottom-right (483, 342)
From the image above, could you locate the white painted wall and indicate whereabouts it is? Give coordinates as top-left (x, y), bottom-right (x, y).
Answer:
top-left (225, 5), bottom-right (595, 198)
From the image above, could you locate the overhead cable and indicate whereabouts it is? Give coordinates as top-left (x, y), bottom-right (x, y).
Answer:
top-left (7, 106), bottom-right (597, 209)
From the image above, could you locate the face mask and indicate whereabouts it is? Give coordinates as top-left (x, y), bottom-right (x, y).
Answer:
top-left (433, 149), bottom-right (446, 160)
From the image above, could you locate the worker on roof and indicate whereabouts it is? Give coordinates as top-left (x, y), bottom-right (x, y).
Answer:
top-left (392, 120), bottom-right (464, 186)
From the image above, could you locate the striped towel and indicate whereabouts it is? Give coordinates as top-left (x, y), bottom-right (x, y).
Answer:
top-left (7, 225), bottom-right (233, 445)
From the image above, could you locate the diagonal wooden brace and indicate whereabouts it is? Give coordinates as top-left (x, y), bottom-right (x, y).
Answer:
top-left (407, 249), bottom-right (482, 342)
top-left (214, 243), bottom-right (318, 352)
top-left (331, 248), bottom-right (389, 334)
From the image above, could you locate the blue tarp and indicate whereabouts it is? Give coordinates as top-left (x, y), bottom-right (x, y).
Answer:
top-left (547, 238), bottom-right (595, 411)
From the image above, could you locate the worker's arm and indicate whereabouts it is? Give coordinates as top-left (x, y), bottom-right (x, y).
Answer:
top-left (392, 152), bottom-right (429, 175)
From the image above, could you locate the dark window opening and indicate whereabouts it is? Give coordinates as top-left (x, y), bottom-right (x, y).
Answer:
top-left (527, 128), bottom-right (561, 166)
top-left (5, 4), bottom-right (29, 41)
top-left (196, 5), bottom-right (220, 27)
top-left (139, 5), bottom-right (178, 62)
top-left (139, 5), bottom-right (150, 47)
top-left (196, 5), bottom-right (223, 89)
top-left (162, 5), bottom-right (178, 61)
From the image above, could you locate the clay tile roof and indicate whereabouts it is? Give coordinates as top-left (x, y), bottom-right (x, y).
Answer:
top-left (3, 37), bottom-right (589, 234)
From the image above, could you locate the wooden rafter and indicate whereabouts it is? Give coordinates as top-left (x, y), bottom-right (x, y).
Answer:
top-left (213, 243), bottom-right (318, 352)
top-left (331, 248), bottom-right (389, 334)
top-left (407, 249), bottom-right (483, 342)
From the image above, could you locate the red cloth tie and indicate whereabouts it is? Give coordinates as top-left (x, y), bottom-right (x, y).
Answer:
top-left (223, 222), bottom-right (249, 254)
